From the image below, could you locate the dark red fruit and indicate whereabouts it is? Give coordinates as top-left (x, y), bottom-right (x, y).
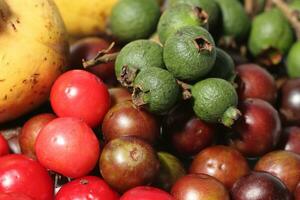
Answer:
top-left (231, 171), bottom-right (291, 200)
top-left (230, 98), bottom-right (281, 157)
top-left (189, 145), bottom-right (250, 189)
top-left (121, 186), bottom-right (174, 200)
top-left (0, 134), bottom-right (9, 157)
top-left (55, 176), bottom-right (119, 200)
top-left (295, 183), bottom-right (300, 200)
top-left (0, 193), bottom-right (33, 200)
top-left (102, 101), bottom-right (160, 144)
top-left (50, 69), bottom-right (110, 128)
top-left (0, 154), bottom-right (53, 200)
top-left (109, 87), bottom-right (131, 107)
top-left (99, 137), bottom-right (160, 193)
top-left (236, 64), bottom-right (277, 104)
top-left (255, 150), bottom-right (300, 192)
top-left (35, 117), bottom-right (100, 178)
top-left (19, 113), bottom-right (56, 159)
top-left (70, 37), bottom-right (117, 86)
top-left (280, 126), bottom-right (300, 154)
top-left (171, 174), bottom-right (230, 200)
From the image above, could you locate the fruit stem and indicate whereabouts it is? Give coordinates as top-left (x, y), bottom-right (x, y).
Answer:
top-left (82, 42), bottom-right (119, 68)
top-left (176, 80), bottom-right (192, 100)
top-left (273, 0), bottom-right (300, 40)
top-left (245, 0), bottom-right (261, 18)
top-left (221, 106), bottom-right (242, 127)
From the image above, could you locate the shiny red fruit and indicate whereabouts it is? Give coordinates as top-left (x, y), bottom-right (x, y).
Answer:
top-left (0, 154), bottom-right (53, 200)
top-left (55, 176), bottom-right (119, 200)
top-left (35, 117), bottom-right (100, 178)
top-left (121, 186), bottom-right (174, 200)
top-left (109, 87), bottom-right (131, 107)
top-left (280, 126), bottom-right (300, 155)
top-left (189, 145), bottom-right (250, 189)
top-left (0, 134), bottom-right (9, 157)
top-left (0, 193), bottom-right (33, 200)
top-left (19, 113), bottom-right (56, 159)
top-left (230, 99), bottom-right (281, 157)
top-left (50, 70), bottom-right (110, 128)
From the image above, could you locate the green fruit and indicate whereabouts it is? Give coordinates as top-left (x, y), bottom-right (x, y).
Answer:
top-left (168, 0), bottom-right (220, 30)
top-left (287, 42), bottom-right (300, 78)
top-left (290, 0), bottom-right (300, 10)
top-left (248, 9), bottom-right (294, 64)
top-left (110, 0), bottom-right (160, 42)
top-left (133, 67), bottom-right (180, 114)
top-left (215, 0), bottom-right (250, 40)
top-left (115, 40), bottom-right (164, 83)
top-left (207, 48), bottom-right (235, 81)
top-left (192, 78), bottom-right (240, 126)
top-left (163, 26), bottom-right (216, 81)
top-left (157, 3), bottom-right (208, 44)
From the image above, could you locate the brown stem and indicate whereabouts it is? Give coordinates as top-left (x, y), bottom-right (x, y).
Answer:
top-left (82, 42), bottom-right (119, 68)
top-left (273, 0), bottom-right (300, 40)
top-left (265, 0), bottom-right (274, 11)
top-left (176, 80), bottom-right (192, 100)
top-left (245, 0), bottom-right (254, 16)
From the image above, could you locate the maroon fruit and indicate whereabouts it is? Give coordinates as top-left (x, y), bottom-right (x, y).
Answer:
top-left (255, 150), bottom-right (300, 192)
top-left (189, 145), bottom-right (250, 189)
top-left (231, 171), bottom-right (291, 200)
top-left (102, 101), bottom-right (160, 144)
top-left (99, 137), bottom-right (160, 193)
top-left (236, 64), bottom-right (277, 104)
top-left (109, 87), bottom-right (131, 107)
top-left (230, 99), bottom-right (281, 157)
top-left (295, 183), bottom-right (300, 200)
top-left (19, 113), bottom-right (56, 159)
top-left (171, 174), bottom-right (230, 200)
top-left (280, 126), bottom-right (300, 154)
top-left (121, 186), bottom-right (174, 200)
top-left (0, 134), bottom-right (9, 157)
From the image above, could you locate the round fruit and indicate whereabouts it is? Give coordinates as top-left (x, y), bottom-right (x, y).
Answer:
top-left (115, 40), bottom-right (164, 83)
top-left (132, 67), bottom-right (180, 114)
top-left (109, 87), bottom-right (131, 107)
top-left (280, 126), bottom-right (300, 154)
top-left (0, 193), bottom-right (33, 200)
top-left (0, 134), bottom-right (9, 157)
top-left (171, 174), bottom-right (230, 200)
top-left (55, 176), bottom-right (119, 200)
top-left (191, 78), bottom-right (239, 126)
top-left (158, 3), bottom-right (208, 44)
top-left (110, 0), bottom-right (160, 42)
top-left (189, 145), bottom-right (250, 189)
top-left (121, 186), bottom-right (174, 200)
top-left (50, 70), bottom-right (110, 128)
top-left (99, 137), bottom-right (160, 193)
top-left (287, 42), bottom-right (300, 78)
top-left (163, 26), bottom-right (216, 81)
top-left (0, 154), bottom-right (53, 200)
top-left (35, 117), bottom-right (100, 178)
top-left (102, 101), bottom-right (160, 144)
top-left (231, 172), bottom-right (291, 200)
top-left (19, 113), bottom-right (56, 159)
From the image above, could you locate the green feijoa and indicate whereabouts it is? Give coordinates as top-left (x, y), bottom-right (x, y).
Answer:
top-left (133, 67), bottom-right (180, 114)
top-left (207, 48), bottom-right (235, 81)
top-left (115, 40), bottom-right (164, 85)
top-left (191, 78), bottom-right (240, 127)
top-left (290, 0), bottom-right (300, 10)
top-left (287, 42), bottom-right (300, 78)
top-left (168, 0), bottom-right (220, 30)
top-left (163, 26), bottom-right (216, 81)
top-left (110, 0), bottom-right (160, 42)
top-left (248, 9), bottom-right (294, 65)
top-left (157, 3), bottom-right (208, 44)
top-left (215, 0), bottom-right (251, 40)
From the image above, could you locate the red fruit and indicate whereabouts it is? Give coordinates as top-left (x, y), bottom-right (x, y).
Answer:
top-left (0, 134), bottom-right (9, 157)
top-left (35, 117), bottom-right (100, 178)
top-left (230, 99), bottom-right (281, 157)
top-left (121, 186), bottom-right (174, 200)
top-left (19, 113), bottom-right (56, 159)
top-left (109, 87), bottom-right (131, 107)
top-left (0, 193), bottom-right (33, 200)
top-left (236, 64), bottom-right (277, 103)
top-left (0, 154), bottom-right (53, 200)
top-left (189, 145), bottom-right (250, 189)
top-left (102, 101), bottom-right (160, 144)
top-left (255, 150), bottom-right (300, 192)
top-left (55, 176), bottom-right (119, 200)
top-left (70, 37), bottom-right (117, 86)
top-left (280, 126), bottom-right (300, 155)
top-left (50, 70), bottom-right (110, 128)
top-left (295, 183), bottom-right (300, 200)
top-left (171, 174), bottom-right (230, 200)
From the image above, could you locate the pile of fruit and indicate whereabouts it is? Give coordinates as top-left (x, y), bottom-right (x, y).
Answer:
top-left (0, 0), bottom-right (300, 199)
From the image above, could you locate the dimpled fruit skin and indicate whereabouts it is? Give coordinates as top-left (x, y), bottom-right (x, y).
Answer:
top-left (192, 78), bottom-right (238, 123)
top-left (115, 40), bottom-right (164, 79)
top-left (163, 26), bottom-right (216, 81)
top-left (287, 42), bottom-right (300, 78)
top-left (133, 68), bottom-right (180, 114)
top-left (158, 4), bottom-right (207, 44)
top-left (248, 9), bottom-right (294, 56)
top-left (110, 0), bottom-right (160, 42)
top-left (215, 0), bottom-right (250, 40)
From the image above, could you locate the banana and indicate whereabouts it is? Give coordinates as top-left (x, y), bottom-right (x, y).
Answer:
top-left (0, 0), bottom-right (68, 123)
